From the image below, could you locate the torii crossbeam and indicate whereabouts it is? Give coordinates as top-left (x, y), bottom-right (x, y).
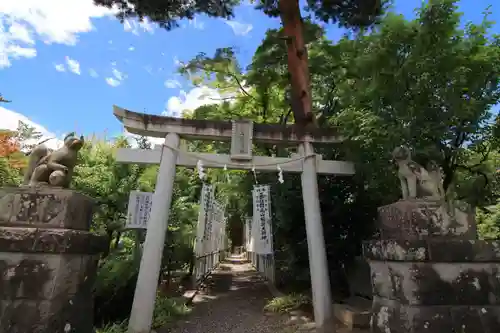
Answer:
top-left (113, 105), bottom-right (355, 333)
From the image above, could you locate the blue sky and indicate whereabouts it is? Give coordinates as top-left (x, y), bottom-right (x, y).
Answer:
top-left (0, 0), bottom-right (499, 147)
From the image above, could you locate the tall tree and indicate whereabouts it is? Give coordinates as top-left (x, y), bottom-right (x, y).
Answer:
top-left (93, 0), bottom-right (386, 126)
top-left (329, 0), bottom-right (500, 203)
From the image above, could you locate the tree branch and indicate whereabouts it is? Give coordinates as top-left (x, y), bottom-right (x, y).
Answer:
top-left (188, 63), bottom-right (255, 100)
top-left (0, 94), bottom-right (11, 103)
top-left (455, 164), bottom-right (489, 189)
top-left (208, 96), bottom-right (237, 101)
top-left (282, 108), bottom-right (293, 124)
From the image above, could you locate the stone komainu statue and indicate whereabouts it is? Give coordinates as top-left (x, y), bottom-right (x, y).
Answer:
top-left (23, 132), bottom-right (84, 188)
top-left (392, 145), bottom-right (445, 200)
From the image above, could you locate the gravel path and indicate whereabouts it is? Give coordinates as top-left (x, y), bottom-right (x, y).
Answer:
top-left (159, 256), bottom-right (306, 333)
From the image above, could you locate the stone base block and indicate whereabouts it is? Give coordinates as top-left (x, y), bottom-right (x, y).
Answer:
top-left (334, 297), bottom-right (371, 329)
top-left (371, 296), bottom-right (500, 333)
top-left (364, 239), bottom-right (500, 332)
top-left (377, 199), bottom-right (476, 239)
top-left (364, 239), bottom-right (500, 306)
top-left (0, 186), bottom-right (94, 230)
top-left (0, 228), bottom-right (107, 333)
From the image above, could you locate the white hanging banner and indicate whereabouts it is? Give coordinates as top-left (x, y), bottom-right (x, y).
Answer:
top-left (244, 217), bottom-right (252, 251)
top-left (253, 185), bottom-right (272, 254)
top-left (125, 191), bottom-right (153, 229)
top-left (250, 188), bottom-right (259, 253)
top-left (209, 200), bottom-right (224, 253)
top-left (221, 216), bottom-right (227, 250)
top-left (195, 184), bottom-right (214, 256)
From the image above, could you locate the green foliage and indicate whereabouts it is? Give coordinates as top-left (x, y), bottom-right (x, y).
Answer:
top-left (95, 321), bottom-right (127, 333)
top-left (264, 293), bottom-right (310, 313)
top-left (15, 120), bottom-right (43, 151)
top-left (152, 296), bottom-right (192, 328)
top-left (93, 0), bottom-right (240, 30)
top-left (253, 0), bottom-right (388, 28)
top-left (95, 295), bottom-right (192, 333)
top-left (173, 0), bottom-right (500, 292)
top-left (0, 157), bottom-right (20, 187)
top-left (2, 2), bottom-right (499, 330)
top-left (94, 245), bottom-right (139, 298)
top-left (330, 0), bottom-right (500, 205)
top-left (71, 136), bottom-right (203, 328)
top-left (0, 123), bottom-right (199, 329)
top-left (478, 202), bottom-right (500, 240)
top-left (94, 0), bottom-right (387, 30)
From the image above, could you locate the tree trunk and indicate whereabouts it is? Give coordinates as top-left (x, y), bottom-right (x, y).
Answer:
top-left (278, 0), bottom-right (315, 127)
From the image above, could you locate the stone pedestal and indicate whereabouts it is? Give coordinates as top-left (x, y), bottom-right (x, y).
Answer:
top-left (0, 186), bottom-right (108, 333)
top-left (363, 199), bottom-right (500, 333)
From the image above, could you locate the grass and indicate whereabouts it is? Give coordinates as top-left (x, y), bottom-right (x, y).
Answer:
top-left (95, 295), bottom-right (192, 333)
top-left (152, 296), bottom-right (192, 328)
top-left (264, 293), bottom-right (311, 313)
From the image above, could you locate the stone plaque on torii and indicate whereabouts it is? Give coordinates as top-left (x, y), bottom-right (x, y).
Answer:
top-left (112, 105), bottom-right (355, 333)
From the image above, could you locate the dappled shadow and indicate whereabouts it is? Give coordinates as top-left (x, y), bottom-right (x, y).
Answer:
top-left (158, 257), bottom-right (293, 333)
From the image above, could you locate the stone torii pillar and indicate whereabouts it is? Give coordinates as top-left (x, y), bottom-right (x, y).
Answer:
top-left (112, 106), bottom-right (355, 333)
top-left (127, 133), bottom-right (180, 333)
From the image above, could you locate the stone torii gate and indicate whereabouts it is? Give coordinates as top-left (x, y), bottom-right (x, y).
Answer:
top-left (112, 105), bottom-right (355, 333)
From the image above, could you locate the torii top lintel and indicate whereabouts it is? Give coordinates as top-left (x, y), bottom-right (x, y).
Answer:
top-left (113, 105), bottom-right (344, 145)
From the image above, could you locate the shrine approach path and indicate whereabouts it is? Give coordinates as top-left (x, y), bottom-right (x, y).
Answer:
top-left (158, 256), bottom-right (310, 333)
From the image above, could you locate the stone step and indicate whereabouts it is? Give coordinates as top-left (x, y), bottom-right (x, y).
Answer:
top-left (333, 296), bottom-right (372, 330)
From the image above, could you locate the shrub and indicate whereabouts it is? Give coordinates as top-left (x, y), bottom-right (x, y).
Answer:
top-left (264, 293), bottom-right (311, 313)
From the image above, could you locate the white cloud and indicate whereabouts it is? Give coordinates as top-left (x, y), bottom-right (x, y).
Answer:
top-left (123, 18), bottom-right (154, 35)
top-left (54, 63), bottom-right (65, 72)
top-left (3, 45), bottom-right (36, 63)
top-left (128, 46), bottom-right (135, 51)
top-left (164, 79), bottom-right (182, 89)
top-left (0, 1), bottom-right (116, 67)
top-left (112, 68), bottom-right (125, 81)
top-left (0, 106), bottom-right (62, 149)
top-left (122, 130), bottom-right (164, 148)
top-left (163, 86), bottom-right (224, 117)
top-left (105, 64), bottom-right (127, 87)
top-left (65, 56), bottom-right (81, 75)
top-left (89, 68), bottom-right (98, 77)
top-left (105, 77), bottom-right (120, 87)
top-left (8, 22), bottom-right (34, 44)
top-left (0, 20), bottom-right (37, 67)
top-left (120, 86), bottom-right (228, 146)
top-left (224, 20), bottom-right (253, 36)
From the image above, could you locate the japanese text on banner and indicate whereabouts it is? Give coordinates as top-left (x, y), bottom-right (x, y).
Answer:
top-left (252, 185), bottom-right (272, 254)
top-left (195, 184), bottom-right (214, 256)
top-left (126, 191), bottom-right (153, 229)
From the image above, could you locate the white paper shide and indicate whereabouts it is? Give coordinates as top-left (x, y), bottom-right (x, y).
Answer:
top-left (126, 191), bottom-right (153, 229)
